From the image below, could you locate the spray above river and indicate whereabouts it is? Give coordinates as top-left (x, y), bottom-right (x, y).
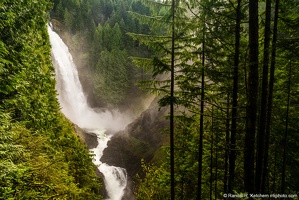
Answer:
top-left (47, 24), bottom-right (128, 200)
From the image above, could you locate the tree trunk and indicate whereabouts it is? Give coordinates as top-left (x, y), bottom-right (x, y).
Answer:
top-left (210, 106), bottom-right (214, 200)
top-left (244, 0), bottom-right (259, 193)
top-left (215, 130), bottom-right (218, 200)
top-left (170, 0), bottom-right (175, 198)
top-left (281, 61), bottom-right (292, 194)
top-left (228, 0), bottom-right (241, 193)
top-left (224, 93), bottom-right (230, 194)
top-left (256, 0), bottom-right (271, 192)
top-left (198, 14), bottom-right (206, 200)
top-left (262, 0), bottom-right (280, 193)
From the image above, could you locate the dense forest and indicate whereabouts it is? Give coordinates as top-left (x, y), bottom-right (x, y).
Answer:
top-left (130, 0), bottom-right (299, 198)
top-left (0, 1), bottom-right (103, 199)
top-left (1, 0), bottom-right (299, 199)
top-left (51, 0), bottom-right (151, 108)
top-left (51, 0), bottom-right (299, 199)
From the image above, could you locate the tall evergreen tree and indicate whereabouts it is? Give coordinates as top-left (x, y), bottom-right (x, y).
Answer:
top-left (245, 0), bottom-right (259, 193)
top-left (256, 0), bottom-right (272, 192)
top-left (170, 0), bottom-right (175, 198)
top-left (128, 0), bottom-right (299, 197)
top-left (229, 0), bottom-right (241, 193)
top-left (281, 60), bottom-right (292, 194)
top-left (263, 0), bottom-right (280, 192)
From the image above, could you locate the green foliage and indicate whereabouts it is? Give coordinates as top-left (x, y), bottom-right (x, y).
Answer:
top-left (131, 0), bottom-right (299, 197)
top-left (93, 49), bottom-right (130, 105)
top-left (0, 113), bottom-right (27, 199)
top-left (48, 0), bottom-right (299, 197)
top-left (135, 116), bottom-right (200, 199)
top-left (0, 0), bottom-right (103, 199)
top-left (51, 0), bottom-right (151, 107)
top-left (135, 159), bottom-right (170, 200)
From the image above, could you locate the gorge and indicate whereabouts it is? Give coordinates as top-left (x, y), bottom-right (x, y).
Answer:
top-left (48, 23), bottom-right (168, 199)
top-left (48, 25), bottom-right (129, 200)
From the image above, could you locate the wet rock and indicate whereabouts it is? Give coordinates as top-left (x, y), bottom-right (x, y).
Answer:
top-left (73, 125), bottom-right (98, 149)
top-left (101, 98), bottom-right (169, 179)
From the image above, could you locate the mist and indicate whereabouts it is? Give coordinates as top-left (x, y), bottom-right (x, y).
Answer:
top-left (48, 24), bottom-right (133, 200)
top-left (49, 25), bottom-right (132, 133)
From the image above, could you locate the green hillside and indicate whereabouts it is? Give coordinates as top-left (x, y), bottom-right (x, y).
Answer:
top-left (0, 1), bottom-right (102, 199)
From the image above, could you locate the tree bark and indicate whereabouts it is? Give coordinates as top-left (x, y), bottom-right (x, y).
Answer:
top-left (210, 106), bottom-right (214, 200)
top-left (281, 61), bottom-right (292, 194)
top-left (256, 0), bottom-right (271, 192)
top-left (170, 0), bottom-right (175, 198)
top-left (228, 0), bottom-right (241, 193)
top-left (262, 0), bottom-right (280, 192)
top-left (198, 14), bottom-right (206, 200)
top-left (224, 93), bottom-right (230, 194)
top-left (214, 120), bottom-right (218, 200)
top-left (244, 0), bottom-right (259, 193)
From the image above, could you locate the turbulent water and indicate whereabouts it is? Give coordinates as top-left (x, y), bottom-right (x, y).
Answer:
top-left (48, 24), bottom-right (128, 200)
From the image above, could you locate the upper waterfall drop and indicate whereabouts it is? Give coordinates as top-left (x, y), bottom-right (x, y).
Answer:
top-left (47, 24), bottom-right (128, 131)
top-left (47, 24), bottom-right (128, 200)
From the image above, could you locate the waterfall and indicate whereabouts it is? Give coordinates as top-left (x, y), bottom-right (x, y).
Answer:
top-left (47, 25), bottom-right (127, 200)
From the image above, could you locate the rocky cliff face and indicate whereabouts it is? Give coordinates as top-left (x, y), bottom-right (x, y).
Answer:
top-left (75, 97), bottom-right (168, 200)
top-left (101, 97), bottom-right (169, 179)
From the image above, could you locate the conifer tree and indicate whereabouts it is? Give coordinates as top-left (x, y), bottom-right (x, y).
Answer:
top-left (263, 0), bottom-right (280, 192)
top-left (281, 60), bottom-right (291, 194)
top-left (256, 0), bottom-right (272, 192)
top-left (170, 0), bottom-right (175, 198)
top-left (229, 0), bottom-right (241, 193)
top-left (128, 0), bottom-right (299, 197)
top-left (245, 0), bottom-right (259, 193)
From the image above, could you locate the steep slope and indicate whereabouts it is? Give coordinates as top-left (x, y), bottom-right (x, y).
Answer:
top-left (0, 1), bottom-right (103, 198)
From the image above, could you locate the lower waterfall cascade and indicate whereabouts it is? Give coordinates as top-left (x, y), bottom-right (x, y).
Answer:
top-left (47, 24), bottom-right (128, 200)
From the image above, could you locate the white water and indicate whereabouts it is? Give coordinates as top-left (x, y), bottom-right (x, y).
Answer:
top-left (47, 25), bottom-right (127, 200)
